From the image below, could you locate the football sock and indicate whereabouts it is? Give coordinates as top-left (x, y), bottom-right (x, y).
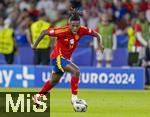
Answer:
top-left (39, 80), bottom-right (53, 96)
top-left (71, 76), bottom-right (79, 95)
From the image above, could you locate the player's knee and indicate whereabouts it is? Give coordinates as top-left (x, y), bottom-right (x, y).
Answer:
top-left (73, 69), bottom-right (80, 77)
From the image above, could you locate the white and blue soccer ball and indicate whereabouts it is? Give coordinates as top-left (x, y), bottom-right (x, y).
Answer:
top-left (73, 99), bottom-right (87, 112)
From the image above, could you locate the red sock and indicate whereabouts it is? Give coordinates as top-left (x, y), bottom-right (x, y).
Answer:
top-left (71, 76), bottom-right (79, 95)
top-left (39, 80), bottom-right (53, 96)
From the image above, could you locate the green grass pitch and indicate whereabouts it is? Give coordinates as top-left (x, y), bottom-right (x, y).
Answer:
top-left (0, 88), bottom-right (150, 117)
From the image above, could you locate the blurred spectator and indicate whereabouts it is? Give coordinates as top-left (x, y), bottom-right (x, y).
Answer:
top-left (126, 14), bottom-right (139, 66)
top-left (94, 12), bottom-right (116, 68)
top-left (0, 17), bottom-right (18, 64)
top-left (37, 0), bottom-right (55, 11)
top-left (56, 0), bottom-right (69, 14)
top-left (140, 0), bottom-right (148, 12)
top-left (145, 0), bottom-right (150, 23)
top-left (26, 13), bottom-right (52, 65)
top-left (134, 11), bottom-right (149, 60)
top-left (123, 0), bottom-right (133, 13)
top-left (142, 40), bottom-right (150, 85)
top-left (81, 0), bottom-right (91, 10)
top-left (17, 9), bottom-right (29, 27)
top-left (28, 3), bottom-right (40, 21)
top-left (54, 11), bottom-right (68, 28)
top-left (112, 0), bottom-right (128, 21)
top-left (15, 16), bottom-right (32, 45)
top-left (87, 7), bottom-right (99, 30)
top-left (19, 0), bottom-right (31, 11)
top-left (130, 0), bottom-right (140, 19)
top-left (98, 0), bottom-right (112, 12)
top-left (4, 7), bottom-right (20, 29)
top-left (114, 16), bottom-right (128, 48)
top-left (127, 14), bottom-right (136, 52)
top-left (0, 2), bottom-right (5, 17)
top-left (38, 0), bottom-right (57, 22)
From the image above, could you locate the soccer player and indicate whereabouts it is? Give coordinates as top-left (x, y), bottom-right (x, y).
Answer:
top-left (32, 10), bottom-right (104, 108)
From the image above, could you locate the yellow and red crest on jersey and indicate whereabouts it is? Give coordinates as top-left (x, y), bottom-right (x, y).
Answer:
top-left (75, 34), bottom-right (79, 40)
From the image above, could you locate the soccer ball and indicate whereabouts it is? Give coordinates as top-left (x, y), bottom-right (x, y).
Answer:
top-left (73, 99), bottom-right (87, 112)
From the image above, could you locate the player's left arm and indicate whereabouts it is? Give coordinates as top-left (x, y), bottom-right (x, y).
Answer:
top-left (92, 31), bottom-right (104, 53)
top-left (81, 26), bottom-right (104, 53)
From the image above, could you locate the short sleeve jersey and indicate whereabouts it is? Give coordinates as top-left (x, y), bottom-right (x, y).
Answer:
top-left (47, 26), bottom-right (95, 59)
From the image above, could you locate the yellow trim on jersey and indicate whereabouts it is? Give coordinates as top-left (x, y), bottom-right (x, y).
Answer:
top-left (59, 48), bottom-right (62, 56)
top-left (56, 55), bottom-right (64, 72)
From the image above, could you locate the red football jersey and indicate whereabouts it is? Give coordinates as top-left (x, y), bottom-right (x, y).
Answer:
top-left (47, 26), bottom-right (95, 59)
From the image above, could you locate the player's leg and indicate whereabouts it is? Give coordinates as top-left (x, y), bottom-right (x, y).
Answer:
top-left (49, 56), bottom-right (80, 103)
top-left (32, 57), bottom-right (64, 107)
top-left (32, 73), bottom-right (62, 108)
top-left (38, 56), bottom-right (66, 95)
top-left (63, 63), bottom-right (80, 103)
top-left (39, 73), bottom-right (62, 95)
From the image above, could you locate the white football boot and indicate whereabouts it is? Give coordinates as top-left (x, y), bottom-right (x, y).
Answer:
top-left (32, 94), bottom-right (42, 109)
top-left (71, 94), bottom-right (78, 105)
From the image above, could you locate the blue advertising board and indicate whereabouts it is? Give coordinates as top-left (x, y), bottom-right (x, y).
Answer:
top-left (0, 65), bottom-right (144, 89)
top-left (0, 65), bottom-right (35, 87)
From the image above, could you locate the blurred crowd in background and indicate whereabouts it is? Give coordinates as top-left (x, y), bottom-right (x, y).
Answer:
top-left (0, 0), bottom-right (150, 69)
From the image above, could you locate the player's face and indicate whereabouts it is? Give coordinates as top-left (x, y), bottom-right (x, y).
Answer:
top-left (69, 21), bottom-right (80, 34)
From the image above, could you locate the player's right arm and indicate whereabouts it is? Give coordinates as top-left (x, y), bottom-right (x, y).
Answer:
top-left (32, 29), bottom-right (48, 49)
top-left (32, 27), bottom-right (65, 49)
